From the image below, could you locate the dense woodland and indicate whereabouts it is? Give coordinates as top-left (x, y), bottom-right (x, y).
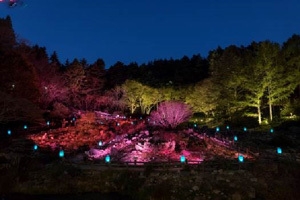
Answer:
top-left (1, 16), bottom-right (300, 127)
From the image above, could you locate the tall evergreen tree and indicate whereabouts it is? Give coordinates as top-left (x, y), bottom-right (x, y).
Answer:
top-left (0, 16), bottom-right (16, 52)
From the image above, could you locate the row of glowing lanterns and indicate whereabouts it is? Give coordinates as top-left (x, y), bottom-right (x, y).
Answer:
top-left (31, 144), bottom-right (283, 163)
top-left (6, 121), bottom-right (52, 135)
top-left (213, 126), bottom-right (274, 133)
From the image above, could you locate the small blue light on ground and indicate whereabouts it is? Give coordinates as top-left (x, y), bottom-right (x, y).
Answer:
top-left (7, 130), bottom-right (11, 135)
top-left (72, 117), bottom-right (76, 121)
top-left (226, 125), bottom-right (230, 130)
top-left (238, 155), bottom-right (244, 162)
top-left (46, 121), bottom-right (50, 126)
top-left (24, 125), bottom-right (28, 130)
top-left (33, 144), bottom-right (38, 150)
top-left (105, 155), bottom-right (110, 163)
top-left (234, 136), bottom-right (238, 141)
top-left (216, 127), bottom-right (220, 132)
top-left (180, 155), bottom-right (186, 163)
top-left (270, 128), bottom-right (274, 133)
top-left (59, 150), bottom-right (64, 158)
top-left (194, 124), bottom-right (197, 128)
top-left (277, 147), bottom-right (282, 154)
top-left (140, 117), bottom-right (142, 119)
top-left (243, 127), bottom-right (247, 132)
top-left (98, 141), bottom-right (103, 146)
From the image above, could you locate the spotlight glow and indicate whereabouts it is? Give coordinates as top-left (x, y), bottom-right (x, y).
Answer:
top-left (105, 155), bottom-right (110, 163)
top-left (59, 150), bottom-right (64, 158)
top-left (238, 155), bottom-right (244, 162)
top-left (180, 155), bottom-right (186, 163)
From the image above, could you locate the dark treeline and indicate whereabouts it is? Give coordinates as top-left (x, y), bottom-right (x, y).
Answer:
top-left (1, 16), bottom-right (300, 127)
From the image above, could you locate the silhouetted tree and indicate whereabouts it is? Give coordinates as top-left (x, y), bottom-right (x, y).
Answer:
top-left (0, 16), bottom-right (16, 52)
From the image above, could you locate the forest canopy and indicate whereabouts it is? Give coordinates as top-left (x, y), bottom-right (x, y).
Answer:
top-left (0, 16), bottom-right (300, 126)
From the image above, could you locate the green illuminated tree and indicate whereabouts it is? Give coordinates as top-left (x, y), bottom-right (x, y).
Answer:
top-left (121, 80), bottom-right (143, 114)
top-left (185, 78), bottom-right (218, 116)
top-left (208, 45), bottom-right (247, 120)
top-left (251, 41), bottom-right (299, 122)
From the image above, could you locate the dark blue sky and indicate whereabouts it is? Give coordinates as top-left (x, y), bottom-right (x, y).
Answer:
top-left (1, 0), bottom-right (300, 67)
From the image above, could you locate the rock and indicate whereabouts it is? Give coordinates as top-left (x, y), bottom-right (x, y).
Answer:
top-left (229, 183), bottom-right (236, 188)
top-left (232, 192), bottom-right (241, 200)
top-left (227, 171), bottom-right (234, 175)
top-left (216, 176), bottom-right (225, 181)
top-left (192, 185), bottom-right (199, 191)
top-left (213, 189), bottom-right (220, 194)
top-left (248, 190), bottom-right (256, 199)
top-left (250, 177), bottom-right (257, 182)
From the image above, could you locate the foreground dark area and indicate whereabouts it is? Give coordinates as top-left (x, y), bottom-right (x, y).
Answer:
top-left (1, 114), bottom-right (300, 200)
top-left (2, 192), bottom-right (132, 200)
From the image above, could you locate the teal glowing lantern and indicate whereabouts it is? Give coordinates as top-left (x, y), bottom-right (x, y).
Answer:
top-left (24, 125), bottom-right (28, 130)
top-left (234, 136), bottom-right (238, 141)
top-left (238, 155), bottom-right (244, 163)
top-left (243, 127), bottom-right (247, 132)
top-left (59, 150), bottom-right (64, 158)
top-left (180, 155), bottom-right (186, 163)
top-left (277, 147), bottom-right (282, 154)
top-left (216, 127), bottom-right (220, 132)
top-left (270, 128), bottom-right (274, 133)
top-left (46, 121), bottom-right (50, 126)
top-left (98, 141), bottom-right (103, 146)
top-left (72, 117), bottom-right (76, 121)
top-left (226, 125), bottom-right (230, 130)
top-left (105, 155), bottom-right (110, 163)
top-left (33, 144), bottom-right (38, 150)
top-left (7, 130), bottom-right (11, 135)
top-left (194, 123), bottom-right (197, 128)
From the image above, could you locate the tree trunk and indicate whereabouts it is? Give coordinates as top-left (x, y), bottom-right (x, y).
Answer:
top-left (269, 101), bottom-right (273, 122)
top-left (268, 87), bottom-right (273, 122)
top-left (258, 105), bottom-right (262, 125)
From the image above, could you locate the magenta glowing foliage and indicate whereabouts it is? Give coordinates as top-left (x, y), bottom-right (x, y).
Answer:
top-left (149, 101), bottom-right (192, 129)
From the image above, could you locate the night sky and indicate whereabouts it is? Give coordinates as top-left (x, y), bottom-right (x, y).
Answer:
top-left (1, 0), bottom-right (300, 67)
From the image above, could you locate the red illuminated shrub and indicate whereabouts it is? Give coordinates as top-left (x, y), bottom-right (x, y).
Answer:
top-left (149, 101), bottom-right (192, 129)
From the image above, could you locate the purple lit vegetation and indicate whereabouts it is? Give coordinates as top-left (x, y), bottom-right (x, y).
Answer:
top-left (27, 111), bottom-right (254, 164)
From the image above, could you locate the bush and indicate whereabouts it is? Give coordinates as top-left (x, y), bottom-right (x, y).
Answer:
top-left (149, 101), bottom-right (192, 129)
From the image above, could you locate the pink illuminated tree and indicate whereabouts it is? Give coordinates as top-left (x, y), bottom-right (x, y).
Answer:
top-left (150, 101), bottom-right (192, 129)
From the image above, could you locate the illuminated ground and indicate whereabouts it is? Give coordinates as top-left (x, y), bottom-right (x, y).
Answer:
top-left (27, 112), bottom-right (254, 164)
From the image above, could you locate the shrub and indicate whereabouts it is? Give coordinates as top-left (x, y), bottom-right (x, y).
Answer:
top-left (149, 101), bottom-right (192, 129)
